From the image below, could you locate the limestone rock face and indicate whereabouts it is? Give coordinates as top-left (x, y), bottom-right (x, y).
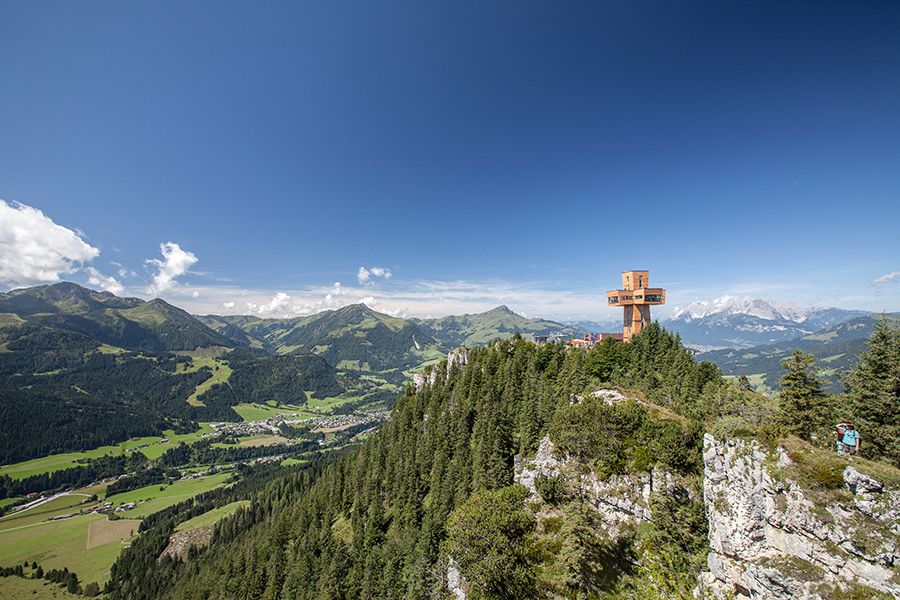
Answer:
top-left (699, 434), bottom-right (899, 599)
top-left (515, 435), bottom-right (681, 537)
top-left (414, 348), bottom-right (468, 391)
top-left (446, 348), bottom-right (468, 377)
top-left (446, 558), bottom-right (468, 600)
top-left (158, 526), bottom-right (214, 562)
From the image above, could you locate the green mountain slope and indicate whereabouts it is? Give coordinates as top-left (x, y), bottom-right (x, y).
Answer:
top-left (700, 313), bottom-right (899, 392)
top-left (0, 282), bottom-right (234, 352)
top-left (201, 304), bottom-right (583, 381)
top-left (0, 284), bottom-right (343, 462)
top-left (106, 328), bottom-right (726, 600)
top-left (416, 304), bottom-right (583, 346)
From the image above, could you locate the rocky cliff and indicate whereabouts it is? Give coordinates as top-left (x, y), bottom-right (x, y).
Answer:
top-left (443, 384), bottom-right (900, 599)
top-left (699, 434), bottom-right (899, 599)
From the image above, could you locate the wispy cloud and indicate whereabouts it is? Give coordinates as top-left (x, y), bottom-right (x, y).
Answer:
top-left (874, 271), bottom-right (900, 284)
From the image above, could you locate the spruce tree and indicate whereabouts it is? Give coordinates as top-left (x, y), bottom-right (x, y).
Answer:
top-left (844, 318), bottom-right (900, 464)
top-left (776, 350), bottom-right (823, 440)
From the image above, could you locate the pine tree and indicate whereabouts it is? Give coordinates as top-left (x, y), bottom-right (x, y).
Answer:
top-left (844, 318), bottom-right (900, 464)
top-left (776, 350), bottom-right (823, 440)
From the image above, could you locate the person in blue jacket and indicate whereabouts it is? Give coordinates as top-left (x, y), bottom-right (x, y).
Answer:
top-left (841, 423), bottom-right (861, 456)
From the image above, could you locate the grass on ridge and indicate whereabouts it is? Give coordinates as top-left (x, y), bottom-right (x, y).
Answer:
top-left (175, 500), bottom-right (250, 533)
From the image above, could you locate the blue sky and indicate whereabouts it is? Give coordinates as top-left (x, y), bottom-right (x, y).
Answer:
top-left (1, 1), bottom-right (898, 320)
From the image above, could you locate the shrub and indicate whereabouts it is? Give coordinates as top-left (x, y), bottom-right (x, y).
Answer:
top-left (445, 485), bottom-right (537, 599)
top-left (535, 473), bottom-right (566, 505)
top-left (711, 416), bottom-right (757, 440)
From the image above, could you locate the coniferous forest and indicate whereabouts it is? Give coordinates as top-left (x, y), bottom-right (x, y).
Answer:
top-left (104, 325), bottom-right (746, 599)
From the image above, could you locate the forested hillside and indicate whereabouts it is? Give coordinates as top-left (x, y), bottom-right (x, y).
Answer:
top-left (105, 325), bottom-right (748, 599)
top-left (0, 284), bottom-right (346, 462)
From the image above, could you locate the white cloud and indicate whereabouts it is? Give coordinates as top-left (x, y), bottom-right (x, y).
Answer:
top-left (357, 265), bottom-right (392, 284)
top-left (146, 242), bottom-right (198, 296)
top-left (110, 261), bottom-right (136, 278)
top-left (874, 271), bottom-right (900, 284)
top-left (85, 267), bottom-right (125, 295)
top-left (0, 199), bottom-right (100, 288)
top-left (222, 301), bottom-right (235, 309)
top-left (248, 291), bottom-right (293, 315)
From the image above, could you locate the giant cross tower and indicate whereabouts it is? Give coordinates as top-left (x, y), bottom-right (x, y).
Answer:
top-left (606, 270), bottom-right (666, 342)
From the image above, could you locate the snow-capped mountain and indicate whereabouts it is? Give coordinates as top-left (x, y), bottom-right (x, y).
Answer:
top-left (671, 296), bottom-right (811, 322)
top-left (664, 296), bottom-right (867, 350)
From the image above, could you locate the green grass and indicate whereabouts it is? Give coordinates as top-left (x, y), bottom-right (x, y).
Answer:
top-left (211, 434), bottom-right (286, 448)
top-left (281, 457), bottom-right (307, 467)
top-left (0, 474), bottom-right (234, 588)
top-left (175, 500), bottom-right (249, 533)
top-left (176, 357), bottom-right (233, 406)
top-left (0, 424), bottom-right (217, 479)
top-left (305, 393), bottom-right (363, 412)
top-left (746, 373), bottom-right (774, 395)
top-left (0, 575), bottom-right (83, 598)
top-left (232, 402), bottom-right (313, 422)
top-left (103, 472), bottom-right (233, 518)
top-left (0, 497), bottom-right (22, 509)
top-left (0, 511), bottom-right (136, 587)
top-left (803, 330), bottom-right (839, 342)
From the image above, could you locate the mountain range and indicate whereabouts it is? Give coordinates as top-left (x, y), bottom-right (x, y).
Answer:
top-left (198, 303), bottom-right (584, 381)
top-left (662, 295), bottom-right (868, 350)
top-left (0, 283), bottom-right (584, 461)
top-left (698, 312), bottom-right (899, 393)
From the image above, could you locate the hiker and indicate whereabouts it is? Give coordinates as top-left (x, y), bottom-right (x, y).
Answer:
top-left (841, 423), bottom-right (861, 456)
top-left (835, 422), bottom-right (849, 454)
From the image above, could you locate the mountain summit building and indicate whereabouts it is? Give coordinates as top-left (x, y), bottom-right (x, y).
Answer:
top-left (606, 270), bottom-right (666, 341)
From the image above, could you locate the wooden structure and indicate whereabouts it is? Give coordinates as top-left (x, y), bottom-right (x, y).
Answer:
top-left (606, 270), bottom-right (666, 341)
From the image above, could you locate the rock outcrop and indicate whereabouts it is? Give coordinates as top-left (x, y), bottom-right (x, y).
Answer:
top-left (515, 434), bottom-right (682, 537)
top-left (699, 433), bottom-right (899, 599)
top-left (158, 526), bottom-right (214, 562)
top-left (414, 348), bottom-right (469, 391)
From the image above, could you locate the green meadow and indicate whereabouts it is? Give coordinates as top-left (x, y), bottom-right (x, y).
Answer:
top-left (103, 472), bottom-right (233, 518)
top-left (176, 356), bottom-right (233, 406)
top-left (231, 401), bottom-right (312, 422)
top-left (0, 424), bottom-right (217, 479)
top-left (175, 500), bottom-right (249, 533)
top-left (0, 472), bottom-right (234, 587)
top-left (0, 574), bottom-right (84, 598)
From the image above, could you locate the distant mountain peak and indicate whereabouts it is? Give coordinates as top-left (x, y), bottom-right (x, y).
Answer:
top-left (486, 304), bottom-right (517, 315)
top-left (671, 295), bottom-right (813, 323)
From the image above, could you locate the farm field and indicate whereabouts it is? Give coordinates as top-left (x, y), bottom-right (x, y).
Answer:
top-left (0, 473), bottom-right (233, 587)
top-left (0, 508), bottom-right (138, 587)
top-left (0, 574), bottom-right (83, 598)
top-left (104, 472), bottom-right (233, 518)
top-left (0, 423), bottom-right (218, 479)
top-left (231, 401), bottom-right (312, 422)
top-left (212, 435), bottom-right (290, 448)
top-left (0, 493), bottom-right (92, 529)
top-left (0, 497), bottom-right (21, 509)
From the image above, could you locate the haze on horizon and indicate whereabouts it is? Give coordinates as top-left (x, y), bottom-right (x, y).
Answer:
top-left (1, 2), bottom-right (898, 321)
